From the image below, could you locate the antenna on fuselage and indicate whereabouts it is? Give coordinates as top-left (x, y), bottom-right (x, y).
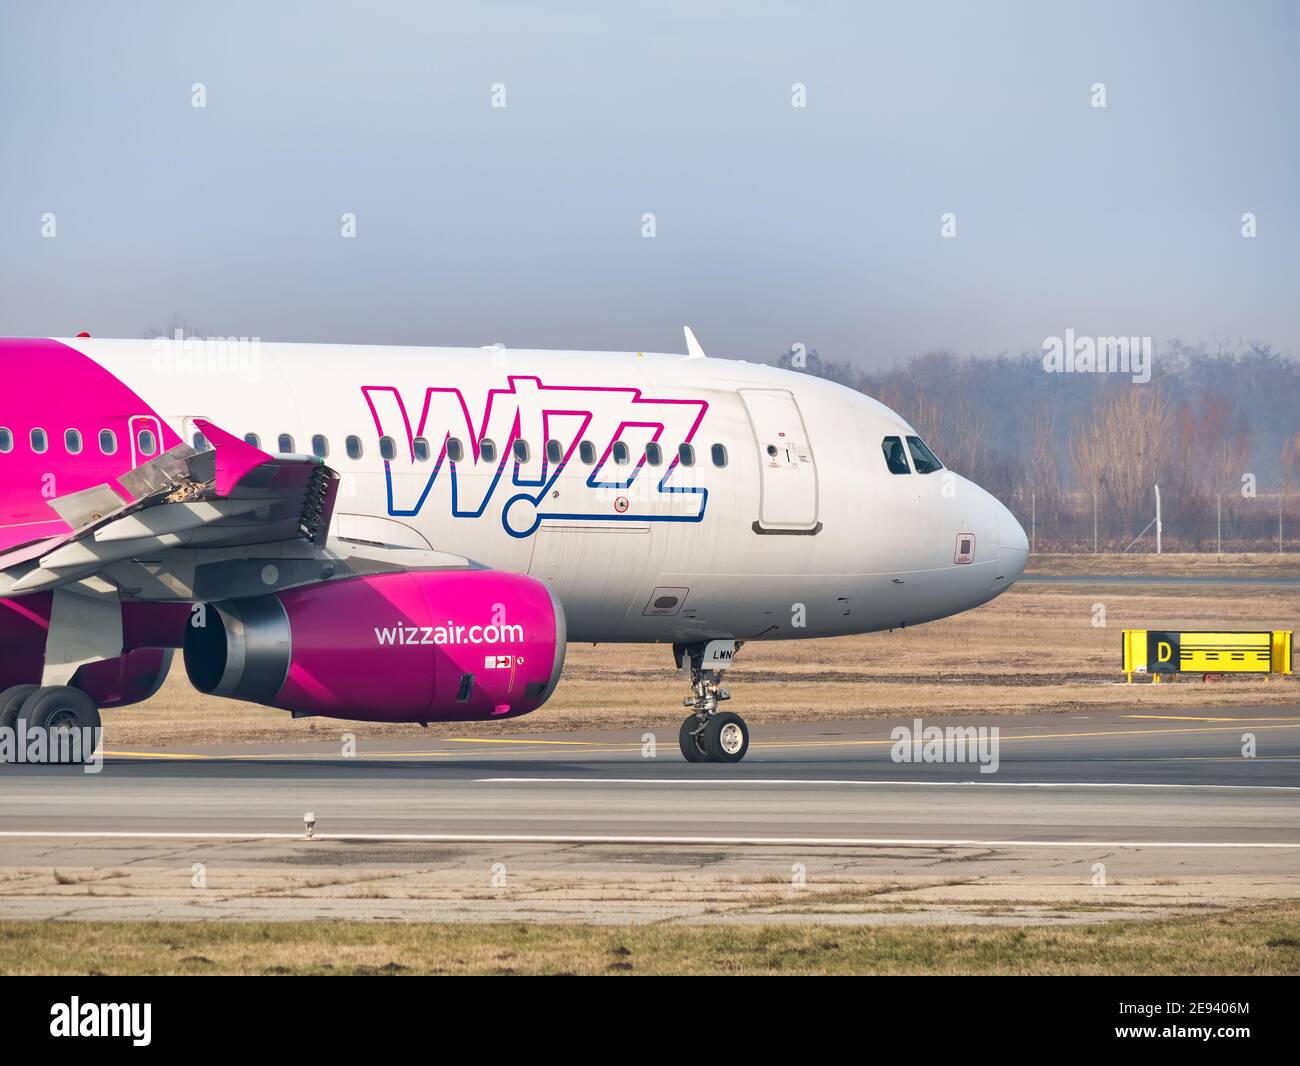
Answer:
top-left (683, 326), bottom-right (707, 359)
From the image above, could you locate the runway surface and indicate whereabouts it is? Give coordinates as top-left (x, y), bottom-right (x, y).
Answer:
top-left (2, 705), bottom-right (1298, 848)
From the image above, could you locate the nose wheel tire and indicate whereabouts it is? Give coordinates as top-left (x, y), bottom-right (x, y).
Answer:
top-left (702, 711), bottom-right (749, 764)
top-left (679, 715), bottom-right (709, 762)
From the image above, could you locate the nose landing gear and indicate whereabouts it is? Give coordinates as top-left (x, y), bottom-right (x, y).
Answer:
top-left (675, 640), bottom-right (749, 763)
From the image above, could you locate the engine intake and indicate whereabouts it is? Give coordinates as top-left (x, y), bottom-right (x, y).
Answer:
top-left (183, 570), bottom-right (566, 722)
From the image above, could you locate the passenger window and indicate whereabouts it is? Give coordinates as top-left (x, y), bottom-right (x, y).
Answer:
top-left (192, 431), bottom-right (208, 452)
top-left (445, 438), bottom-right (464, 462)
top-left (546, 439), bottom-right (563, 464)
top-left (0, 428), bottom-right (11, 453)
top-left (612, 441), bottom-right (629, 465)
top-left (480, 439), bottom-right (497, 463)
top-left (413, 437), bottom-right (431, 461)
top-left (512, 439), bottom-right (530, 463)
top-left (678, 443), bottom-right (695, 467)
top-left (31, 429), bottom-right (48, 454)
top-left (311, 434), bottom-right (329, 458)
top-left (65, 429), bottom-right (83, 455)
top-left (881, 436), bottom-right (910, 475)
top-left (710, 443), bottom-right (728, 467)
top-left (244, 433), bottom-right (260, 448)
top-left (379, 436), bottom-right (397, 461)
top-left (137, 429), bottom-right (157, 456)
top-left (346, 435), bottom-right (362, 459)
top-left (277, 433), bottom-right (294, 453)
top-left (579, 441), bottom-right (596, 465)
top-left (100, 429), bottom-right (117, 455)
top-left (906, 436), bottom-right (943, 474)
top-left (645, 442), bottom-right (663, 466)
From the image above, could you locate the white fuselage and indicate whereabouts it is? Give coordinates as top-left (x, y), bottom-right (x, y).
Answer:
top-left (76, 338), bottom-right (1029, 644)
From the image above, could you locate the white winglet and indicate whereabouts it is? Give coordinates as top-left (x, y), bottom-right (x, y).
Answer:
top-left (683, 326), bottom-right (707, 359)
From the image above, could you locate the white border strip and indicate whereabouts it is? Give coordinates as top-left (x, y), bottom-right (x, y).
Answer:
top-left (475, 777), bottom-right (1300, 792)
top-left (0, 830), bottom-right (1297, 848)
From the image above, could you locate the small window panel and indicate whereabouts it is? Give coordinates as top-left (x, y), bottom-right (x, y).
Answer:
top-left (612, 441), bottom-right (629, 465)
top-left (710, 443), bottom-right (728, 467)
top-left (277, 433), bottom-right (294, 453)
top-left (192, 431), bottom-right (208, 452)
top-left (546, 439), bottom-right (563, 464)
top-left (512, 439), bottom-right (530, 463)
top-left (100, 429), bottom-right (117, 454)
top-left (480, 439), bottom-right (497, 463)
top-left (137, 430), bottom-right (157, 456)
top-left (311, 434), bottom-right (329, 458)
top-left (678, 443), bottom-right (695, 467)
top-left (31, 429), bottom-right (48, 454)
top-left (346, 435), bottom-right (363, 459)
top-left (881, 436), bottom-right (910, 474)
top-left (644, 442), bottom-right (663, 466)
top-left (244, 433), bottom-right (260, 448)
top-left (0, 428), bottom-right (14, 453)
top-left (379, 436), bottom-right (397, 461)
top-left (65, 429), bottom-right (83, 454)
top-left (579, 441), bottom-right (596, 465)
top-left (906, 435), bottom-right (943, 474)
top-left (445, 438), bottom-right (464, 462)
top-left (413, 437), bottom-right (431, 461)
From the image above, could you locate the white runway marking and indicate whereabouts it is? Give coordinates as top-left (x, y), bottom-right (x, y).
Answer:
top-left (475, 777), bottom-right (1300, 792)
top-left (0, 831), bottom-right (1298, 848)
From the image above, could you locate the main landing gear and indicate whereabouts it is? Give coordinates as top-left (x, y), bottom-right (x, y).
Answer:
top-left (675, 640), bottom-right (749, 763)
top-left (0, 684), bottom-right (102, 764)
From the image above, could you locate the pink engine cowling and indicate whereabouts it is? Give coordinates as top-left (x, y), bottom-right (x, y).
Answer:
top-left (182, 570), bottom-right (567, 723)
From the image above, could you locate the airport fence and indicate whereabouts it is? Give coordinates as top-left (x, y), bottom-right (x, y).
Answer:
top-left (1002, 490), bottom-right (1300, 554)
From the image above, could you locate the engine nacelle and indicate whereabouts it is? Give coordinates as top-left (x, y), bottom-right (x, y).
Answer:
top-left (76, 649), bottom-right (174, 709)
top-left (183, 570), bottom-right (567, 722)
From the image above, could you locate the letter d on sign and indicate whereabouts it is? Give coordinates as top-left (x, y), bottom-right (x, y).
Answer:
top-left (1147, 631), bottom-right (1181, 673)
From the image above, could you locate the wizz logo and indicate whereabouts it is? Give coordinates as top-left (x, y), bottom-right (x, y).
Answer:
top-left (362, 376), bottom-right (709, 538)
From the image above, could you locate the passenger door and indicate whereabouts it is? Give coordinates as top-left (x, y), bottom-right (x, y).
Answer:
top-left (739, 389), bottom-right (818, 532)
top-left (127, 415), bottom-right (165, 468)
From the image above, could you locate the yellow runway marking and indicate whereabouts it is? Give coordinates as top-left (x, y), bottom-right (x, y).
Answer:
top-left (752, 722), bottom-right (1300, 750)
top-left (101, 751), bottom-right (210, 760)
top-left (1122, 714), bottom-right (1300, 722)
top-left (441, 737), bottom-right (594, 746)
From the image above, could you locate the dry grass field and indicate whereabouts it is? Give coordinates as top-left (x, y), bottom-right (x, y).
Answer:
top-left (100, 554), bottom-right (1300, 748)
top-left (1027, 551), bottom-right (1300, 577)
top-left (2, 901), bottom-right (1298, 974)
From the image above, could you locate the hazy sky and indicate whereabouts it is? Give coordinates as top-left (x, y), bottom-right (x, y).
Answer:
top-left (1, 1), bottom-right (1296, 366)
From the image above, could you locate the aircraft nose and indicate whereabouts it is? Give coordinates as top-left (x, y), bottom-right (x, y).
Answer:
top-left (993, 499), bottom-right (1029, 588)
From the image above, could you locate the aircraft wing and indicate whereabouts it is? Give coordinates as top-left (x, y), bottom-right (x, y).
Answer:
top-left (0, 419), bottom-right (347, 598)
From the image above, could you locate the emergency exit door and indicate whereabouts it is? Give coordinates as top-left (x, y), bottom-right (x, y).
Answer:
top-left (740, 389), bottom-right (819, 531)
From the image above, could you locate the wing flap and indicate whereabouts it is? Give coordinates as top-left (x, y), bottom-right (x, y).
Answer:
top-left (0, 419), bottom-right (341, 597)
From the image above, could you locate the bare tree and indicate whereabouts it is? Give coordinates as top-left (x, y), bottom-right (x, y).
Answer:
top-left (1070, 386), bottom-right (1178, 527)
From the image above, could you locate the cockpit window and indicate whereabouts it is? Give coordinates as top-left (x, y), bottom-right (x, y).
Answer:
top-left (881, 436), bottom-right (910, 474)
top-left (906, 435), bottom-right (943, 474)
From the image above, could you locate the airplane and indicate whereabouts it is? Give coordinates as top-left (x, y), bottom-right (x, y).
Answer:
top-left (0, 329), bottom-right (1028, 763)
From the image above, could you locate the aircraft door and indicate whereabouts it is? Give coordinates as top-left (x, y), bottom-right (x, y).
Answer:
top-left (739, 389), bottom-right (818, 532)
top-left (127, 415), bottom-right (165, 468)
